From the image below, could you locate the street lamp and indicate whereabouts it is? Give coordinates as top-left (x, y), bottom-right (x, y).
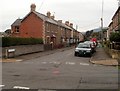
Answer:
top-left (117, 0), bottom-right (120, 7)
top-left (100, 0), bottom-right (104, 41)
top-left (101, 18), bottom-right (103, 40)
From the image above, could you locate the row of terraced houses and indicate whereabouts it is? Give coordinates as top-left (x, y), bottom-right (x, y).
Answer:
top-left (107, 6), bottom-right (120, 40)
top-left (11, 4), bottom-right (84, 48)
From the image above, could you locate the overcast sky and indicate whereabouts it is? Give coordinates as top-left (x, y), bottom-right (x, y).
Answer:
top-left (0, 0), bottom-right (118, 32)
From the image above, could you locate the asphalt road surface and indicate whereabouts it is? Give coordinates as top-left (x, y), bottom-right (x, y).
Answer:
top-left (2, 48), bottom-right (118, 90)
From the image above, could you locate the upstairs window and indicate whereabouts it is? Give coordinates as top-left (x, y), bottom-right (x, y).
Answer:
top-left (15, 26), bottom-right (19, 33)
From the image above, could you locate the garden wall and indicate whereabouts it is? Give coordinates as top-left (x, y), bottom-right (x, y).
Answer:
top-left (2, 44), bottom-right (44, 58)
top-left (104, 47), bottom-right (120, 63)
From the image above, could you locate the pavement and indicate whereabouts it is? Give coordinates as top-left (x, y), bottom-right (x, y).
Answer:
top-left (90, 47), bottom-right (118, 66)
top-left (0, 45), bottom-right (119, 66)
top-left (0, 46), bottom-right (74, 63)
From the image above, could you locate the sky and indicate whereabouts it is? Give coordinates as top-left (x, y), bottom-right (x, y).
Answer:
top-left (0, 0), bottom-right (118, 32)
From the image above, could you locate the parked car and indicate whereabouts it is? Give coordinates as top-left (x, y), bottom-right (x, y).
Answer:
top-left (74, 43), bottom-right (92, 57)
top-left (84, 41), bottom-right (96, 53)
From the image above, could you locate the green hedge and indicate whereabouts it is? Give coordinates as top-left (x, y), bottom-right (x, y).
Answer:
top-left (1, 37), bottom-right (43, 47)
top-left (110, 32), bottom-right (120, 42)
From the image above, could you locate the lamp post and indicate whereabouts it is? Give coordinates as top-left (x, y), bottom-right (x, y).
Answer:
top-left (101, 18), bottom-right (103, 40)
top-left (101, 0), bottom-right (104, 41)
top-left (117, 0), bottom-right (120, 7)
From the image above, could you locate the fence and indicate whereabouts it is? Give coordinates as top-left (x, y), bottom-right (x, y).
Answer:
top-left (109, 42), bottom-right (120, 50)
top-left (104, 42), bottom-right (120, 61)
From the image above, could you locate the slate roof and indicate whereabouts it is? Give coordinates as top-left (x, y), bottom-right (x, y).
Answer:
top-left (57, 21), bottom-right (73, 30)
top-left (11, 19), bottom-right (22, 26)
top-left (12, 11), bottom-right (75, 31)
top-left (112, 6), bottom-right (120, 20)
top-left (21, 11), bottom-right (73, 30)
top-left (34, 11), bottom-right (74, 30)
top-left (34, 11), bottom-right (58, 25)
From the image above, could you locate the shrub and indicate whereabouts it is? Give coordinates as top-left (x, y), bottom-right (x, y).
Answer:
top-left (110, 32), bottom-right (120, 42)
top-left (1, 37), bottom-right (43, 47)
top-left (104, 40), bottom-right (110, 48)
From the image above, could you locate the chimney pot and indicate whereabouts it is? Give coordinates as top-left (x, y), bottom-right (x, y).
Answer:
top-left (65, 21), bottom-right (69, 26)
top-left (47, 11), bottom-right (51, 18)
top-left (70, 23), bottom-right (73, 28)
top-left (58, 20), bottom-right (62, 23)
top-left (51, 15), bottom-right (55, 19)
top-left (30, 3), bottom-right (36, 12)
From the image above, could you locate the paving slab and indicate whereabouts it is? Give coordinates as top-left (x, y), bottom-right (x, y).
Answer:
top-left (90, 59), bottom-right (118, 66)
top-left (90, 47), bottom-right (118, 66)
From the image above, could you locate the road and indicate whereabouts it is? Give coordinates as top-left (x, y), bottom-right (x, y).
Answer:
top-left (2, 48), bottom-right (118, 89)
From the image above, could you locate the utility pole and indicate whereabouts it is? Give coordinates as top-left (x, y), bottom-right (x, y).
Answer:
top-left (117, 0), bottom-right (120, 7)
top-left (101, 0), bottom-right (104, 41)
top-left (76, 25), bottom-right (78, 30)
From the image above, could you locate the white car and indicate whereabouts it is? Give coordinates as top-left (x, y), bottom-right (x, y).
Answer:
top-left (84, 41), bottom-right (96, 53)
top-left (74, 43), bottom-right (92, 57)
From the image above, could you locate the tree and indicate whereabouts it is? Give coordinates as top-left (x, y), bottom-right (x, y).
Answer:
top-left (91, 32), bottom-right (99, 38)
top-left (85, 30), bottom-right (93, 40)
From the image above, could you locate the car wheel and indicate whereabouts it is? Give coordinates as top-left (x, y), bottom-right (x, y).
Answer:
top-left (89, 53), bottom-right (92, 57)
top-left (74, 52), bottom-right (78, 56)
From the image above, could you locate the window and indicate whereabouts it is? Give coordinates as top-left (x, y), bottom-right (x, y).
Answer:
top-left (15, 26), bottom-right (19, 33)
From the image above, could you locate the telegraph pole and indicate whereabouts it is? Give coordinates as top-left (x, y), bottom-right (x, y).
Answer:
top-left (101, 0), bottom-right (104, 41)
top-left (117, 0), bottom-right (120, 7)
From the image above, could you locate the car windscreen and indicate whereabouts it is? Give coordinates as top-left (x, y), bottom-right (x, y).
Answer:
top-left (77, 44), bottom-right (90, 48)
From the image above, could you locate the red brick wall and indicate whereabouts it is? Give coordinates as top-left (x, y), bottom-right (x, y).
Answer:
top-left (20, 12), bottom-right (43, 38)
top-left (112, 14), bottom-right (118, 30)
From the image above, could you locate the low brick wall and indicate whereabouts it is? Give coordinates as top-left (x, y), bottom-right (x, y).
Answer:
top-left (2, 44), bottom-right (44, 57)
top-left (109, 49), bottom-right (120, 59)
top-left (104, 47), bottom-right (120, 63)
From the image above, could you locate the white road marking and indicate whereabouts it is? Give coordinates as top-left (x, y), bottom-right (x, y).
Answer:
top-left (66, 62), bottom-right (69, 64)
top-left (13, 86), bottom-right (30, 89)
top-left (41, 61), bottom-right (89, 66)
top-left (66, 62), bottom-right (75, 65)
top-left (49, 61), bottom-right (53, 64)
top-left (42, 61), bottom-right (61, 64)
top-left (53, 62), bottom-right (61, 64)
top-left (80, 63), bottom-right (89, 66)
top-left (0, 85), bottom-right (5, 88)
top-left (41, 62), bottom-right (47, 64)
top-left (53, 62), bottom-right (57, 64)
top-left (16, 60), bottom-right (23, 62)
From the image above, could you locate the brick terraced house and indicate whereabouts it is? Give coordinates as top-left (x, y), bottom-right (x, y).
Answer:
top-left (107, 7), bottom-right (120, 40)
top-left (11, 4), bottom-right (84, 48)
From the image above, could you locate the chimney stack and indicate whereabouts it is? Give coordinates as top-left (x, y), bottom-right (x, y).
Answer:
top-left (58, 20), bottom-right (62, 23)
top-left (65, 21), bottom-right (69, 26)
top-left (30, 3), bottom-right (36, 12)
top-left (70, 23), bottom-right (73, 28)
top-left (47, 11), bottom-right (51, 18)
top-left (51, 15), bottom-right (55, 20)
